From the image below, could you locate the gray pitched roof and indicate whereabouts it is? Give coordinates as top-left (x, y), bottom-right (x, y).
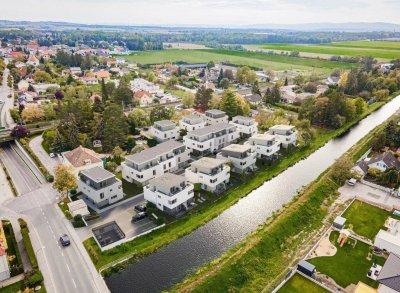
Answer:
top-left (244, 94), bottom-right (262, 103)
top-left (368, 152), bottom-right (400, 170)
top-left (377, 253), bottom-right (400, 292)
top-left (125, 140), bottom-right (184, 165)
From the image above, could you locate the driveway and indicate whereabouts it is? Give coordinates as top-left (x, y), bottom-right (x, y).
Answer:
top-left (29, 135), bottom-right (62, 175)
top-left (339, 182), bottom-right (400, 210)
top-left (76, 195), bottom-right (157, 241)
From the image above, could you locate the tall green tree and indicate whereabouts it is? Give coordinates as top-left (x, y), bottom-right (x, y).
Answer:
top-left (219, 91), bottom-right (239, 118)
top-left (102, 103), bottom-right (129, 152)
top-left (195, 86), bottom-right (213, 112)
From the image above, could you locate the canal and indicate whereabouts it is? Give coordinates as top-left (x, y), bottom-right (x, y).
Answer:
top-left (106, 95), bottom-right (400, 293)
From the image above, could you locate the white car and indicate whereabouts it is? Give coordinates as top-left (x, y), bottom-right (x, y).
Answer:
top-left (347, 178), bottom-right (357, 186)
top-left (49, 153), bottom-right (55, 158)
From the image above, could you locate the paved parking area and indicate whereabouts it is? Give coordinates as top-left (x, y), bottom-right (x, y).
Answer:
top-left (339, 183), bottom-right (400, 210)
top-left (76, 196), bottom-right (157, 241)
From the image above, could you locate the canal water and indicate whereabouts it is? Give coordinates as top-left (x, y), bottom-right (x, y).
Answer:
top-left (106, 95), bottom-right (400, 293)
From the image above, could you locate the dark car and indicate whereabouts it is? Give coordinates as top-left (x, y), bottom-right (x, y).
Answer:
top-left (59, 234), bottom-right (70, 247)
top-left (134, 204), bottom-right (146, 213)
top-left (132, 212), bottom-right (147, 223)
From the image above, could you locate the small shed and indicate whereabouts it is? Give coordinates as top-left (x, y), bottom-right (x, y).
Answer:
top-left (297, 260), bottom-right (315, 277)
top-left (68, 199), bottom-right (90, 218)
top-left (333, 216), bottom-right (347, 230)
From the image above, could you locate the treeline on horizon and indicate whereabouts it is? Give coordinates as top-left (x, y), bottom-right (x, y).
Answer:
top-left (1, 29), bottom-right (400, 50)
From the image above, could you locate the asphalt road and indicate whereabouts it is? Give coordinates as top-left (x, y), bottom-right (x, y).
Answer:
top-left (0, 142), bottom-right (109, 293)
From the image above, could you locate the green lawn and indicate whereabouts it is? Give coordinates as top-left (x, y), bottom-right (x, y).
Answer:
top-left (115, 172), bottom-right (143, 196)
top-left (342, 200), bottom-right (399, 240)
top-left (0, 280), bottom-right (25, 293)
top-left (279, 273), bottom-right (328, 293)
top-left (2, 221), bottom-right (24, 276)
top-left (117, 49), bottom-right (355, 74)
top-left (309, 231), bottom-right (385, 288)
top-left (323, 41), bottom-right (400, 50)
top-left (255, 42), bottom-right (400, 60)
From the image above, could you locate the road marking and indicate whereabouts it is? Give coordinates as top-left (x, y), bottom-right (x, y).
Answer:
top-left (66, 264), bottom-right (71, 273)
top-left (72, 278), bottom-right (77, 289)
top-left (61, 252), bottom-right (64, 257)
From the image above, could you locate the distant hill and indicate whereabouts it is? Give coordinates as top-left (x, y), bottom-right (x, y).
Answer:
top-left (0, 19), bottom-right (399, 33)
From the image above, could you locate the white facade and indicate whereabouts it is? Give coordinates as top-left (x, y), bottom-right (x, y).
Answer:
top-left (77, 167), bottom-right (123, 208)
top-left (374, 230), bottom-right (400, 256)
top-left (368, 160), bottom-right (391, 173)
top-left (247, 133), bottom-right (281, 159)
top-left (230, 115), bottom-right (258, 138)
top-left (150, 120), bottom-right (178, 143)
top-left (185, 157), bottom-right (230, 192)
top-left (179, 114), bottom-right (206, 132)
top-left (216, 144), bottom-right (257, 173)
top-left (267, 125), bottom-right (297, 148)
top-left (144, 173), bottom-right (194, 215)
top-left (204, 109), bottom-right (228, 125)
top-left (130, 78), bottom-right (162, 94)
top-left (122, 140), bottom-right (190, 185)
top-left (183, 123), bottom-right (239, 155)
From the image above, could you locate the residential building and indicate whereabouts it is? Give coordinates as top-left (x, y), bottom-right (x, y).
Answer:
top-left (185, 157), bottom-right (230, 192)
top-left (243, 93), bottom-right (263, 105)
top-left (204, 109), bottom-right (228, 125)
top-left (230, 115), bottom-right (258, 138)
top-left (134, 90), bottom-right (153, 107)
top-left (150, 120), bottom-right (178, 143)
top-left (374, 218), bottom-right (400, 256)
top-left (267, 125), bottom-right (297, 148)
top-left (130, 78), bottom-right (162, 94)
top-left (216, 144), bottom-right (257, 173)
top-left (122, 140), bottom-right (190, 185)
top-left (179, 114), bottom-right (206, 132)
top-left (367, 152), bottom-right (400, 173)
top-left (67, 199), bottom-right (90, 217)
top-left (17, 79), bottom-right (30, 91)
top-left (32, 83), bottom-right (60, 94)
top-left (246, 133), bottom-right (281, 159)
top-left (78, 166), bottom-right (123, 208)
top-left (183, 123), bottom-right (239, 155)
top-left (62, 145), bottom-right (106, 175)
top-left (326, 75), bottom-right (341, 85)
top-left (26, 53), bottom-right (39, 66)
top-left (144, 173), bottom-right (194, 215)
top-left (377, 253), bottom-right (400, 293)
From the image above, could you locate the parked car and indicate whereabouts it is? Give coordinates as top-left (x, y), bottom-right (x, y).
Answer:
top-left (49, 153), bottom-right (55, 158)
top-left (134, 204), bottom-right (146, 213)
top-left (59, 234), bottom-right (70, 247)
top-left (132, 212), bottom-right (147, 223)
top-left (347, 178), bottom-right (357, 186)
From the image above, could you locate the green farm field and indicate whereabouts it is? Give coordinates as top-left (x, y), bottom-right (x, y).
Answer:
top-left (252, 41), bottom-right (400, 60)
top-left (117, 49), bottom-right (357, 74)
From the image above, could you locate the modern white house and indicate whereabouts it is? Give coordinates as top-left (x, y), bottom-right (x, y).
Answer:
top-left (179, 114), bottom-right (206, 132)
top-left (144, 173), bottom-right (194, 215)
top-left (267, 125), bottom-right (297, 148)
top-left (185, 157), bottom-right (230, 192)
top-left (204, 109), bottom-right (228, 125)
top-left (150, 120), bottom-right (178, 143)
top-left (122, 140), bottom-right (190, 185)
top-left (216, 144), bottom-right (257, 173)
top-left (183, 123), bottom-right (239, 155)
top-left (230, 115), bottom-right (258, 138)
top-left (246, 133), bottom-right (281, 159)
top-left (374, 218), bottom-right (400, 256)
top-left (77, 167), bottom-right (123, 208)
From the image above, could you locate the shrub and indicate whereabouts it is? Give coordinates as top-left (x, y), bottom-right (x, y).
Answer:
top-left (47, 175), bottom-right (54, 182)
top-left (24, 270), bottom-right (43, 287)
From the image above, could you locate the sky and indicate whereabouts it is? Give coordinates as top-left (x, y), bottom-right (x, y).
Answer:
top-left (2, 0), bottom-right (400, 27)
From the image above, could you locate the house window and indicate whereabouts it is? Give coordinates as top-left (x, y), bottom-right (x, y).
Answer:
top-left (169, 162), bottom-right (171, 168)
top-left (111, 195), bottom-right (117, 199)
top-left (100, 193), bottom-right (104, 199)
top-left (153, 170), bottom-right (156, 175)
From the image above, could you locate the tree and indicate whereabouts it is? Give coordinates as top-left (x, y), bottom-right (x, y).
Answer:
top-left (112, 82), bottom-right (133, 105)
top-left (21, 106), bottom-right (45, 124)
top-left (375, 89), bottom-right (389, 101)
top-left (51, 129), bottom-right (66, 153)
top-left (147, 72), bottom-right (156, 82)
top-left (130, 144), bottom-right (145, 154)
top-left (303, 82), bottom-right (317, 93)
top-left (219, 91), bottom-right (239, 118)
top-left (105, 161), bottom-right (118, 173)
top-left (207, 61), bottom-right (215, 70)
top-left (101, 78), bottom-right (108, 101)
top-left (127, 108), bottom-right (150, 133)
top-left (266, 84), bottom-right (281, 104)
top-left (330, 155), bottom-right (353, 185)
top-left (182, 92), bottom-right (195, 108)
top-left (354, 97), bottom-right (366, 115)
top-left (217, 68), bottom-right (224, 86)
top-left (66, 74), bottom-right (74, 85)
top-left (11, 125), bottom-right (29, 138)
top-left (338, 71), bottom-right (348, 89)
top-left (102, 103), bottom-right (129, 152)
top-left (236, 66), bottom-right (257, 84)
top-left (195, 86), bottom-right (213, 111)
top-left (166, 77), bottom-right (179, 88)
top-left (284, 77), bottom-right (288, 86)
top-left (149, 106), bottom-right (175, 123)
top-left (208, 95), bottom-right (221, 109)
top-left (33, 70), bottom-right (52, 83)
top-left (54, 164), bottom-right (77, 200)
top-left (224, 69), bottom-right (234, 81)
top-left (220, 78), bottom-right (230, 89)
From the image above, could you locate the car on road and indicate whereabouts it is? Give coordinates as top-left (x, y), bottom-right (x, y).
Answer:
top-left (59, 234), bottom-right (71, 247)
top-left (134, 204), bottom-right (146, 213)
top-left (132, 212), bottom-right (147, 223)
top-left (7, 94), bottom-right (12, 98)
top-left (347, 178), bottom-right (357, 186)
top-left (49, 153), bottom-right (55, 158)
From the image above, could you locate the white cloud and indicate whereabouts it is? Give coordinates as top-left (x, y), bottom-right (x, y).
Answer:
top-left (2, 0), bottom-right (400, 26)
